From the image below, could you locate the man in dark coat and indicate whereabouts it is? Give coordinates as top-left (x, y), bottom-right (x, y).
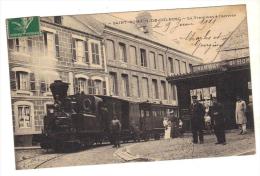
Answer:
top-left (210, 97), bottom-right (226, 145)
top-left (190, 95), bottom-right (205, 144)
top-left (110, 116), bottom-right (122, 148)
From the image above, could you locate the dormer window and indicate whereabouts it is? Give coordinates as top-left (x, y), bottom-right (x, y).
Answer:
top-left (54, 16), bottom-right (62, 25)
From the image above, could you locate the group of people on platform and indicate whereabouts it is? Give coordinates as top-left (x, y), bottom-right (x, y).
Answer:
top-left (189, 95), bottom-right (251, 145)
top-left (109, 95), bottom-right (253, 148)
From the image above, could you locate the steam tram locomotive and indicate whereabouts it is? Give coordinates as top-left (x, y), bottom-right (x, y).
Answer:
top-left (40, 80), bottom-right (178, 151)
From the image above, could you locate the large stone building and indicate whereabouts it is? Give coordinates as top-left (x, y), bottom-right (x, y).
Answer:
top-left (75, 12), bottom-right (202, 106)
top-left (8, 16), bottom-right (108, 146)
top-left (8, 12), bottom-right (202, 146)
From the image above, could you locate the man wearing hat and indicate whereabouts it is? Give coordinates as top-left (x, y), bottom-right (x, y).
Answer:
top-left (209, 97), bottom-right (226, 145)
top-left (190, 95), bottom-right (205, 144)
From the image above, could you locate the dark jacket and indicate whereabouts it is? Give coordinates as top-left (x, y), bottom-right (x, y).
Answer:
top-left (190, 102), bottom-right (205, 130)
top-left (209, 102), bottom-right (225, 127)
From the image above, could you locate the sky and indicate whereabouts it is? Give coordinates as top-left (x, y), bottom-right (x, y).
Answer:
top-left (105, 4), bottom-right (247, 62)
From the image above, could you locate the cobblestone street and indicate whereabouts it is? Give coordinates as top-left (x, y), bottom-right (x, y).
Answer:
top-left (127, 130), bottom-right (255, 161)
top-left (15, 130), bottom-right (255, 170)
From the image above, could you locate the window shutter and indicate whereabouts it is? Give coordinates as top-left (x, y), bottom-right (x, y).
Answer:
top-left (43, 32), bottom-right (48, 46)
top-left (74, 78), bottom-right (79, 94)
top-left (95, 44), bottom-right (100, 64)
top-left (91, 43), bottom-right (95, 64)
top-left (10, 70), bottom-right (16, 90)
top-left (55, 34), bottom-right (60, 58)
top-left (30, 73), bottom-right (36, 91)
top-left (102, 81), bottom-right (106, 95)
top-left (27, 39), bottom-right (33, 53)
top-left (8, 39), bottom-right (14, 50)
top-left (72, 38), bottom-right (76, 62)
top-left (15, 39), bottom-right (19, 52)
top-left (40, 81), bottom-right (46, 93)
top-left (84, 40), bottom-right (89, 63)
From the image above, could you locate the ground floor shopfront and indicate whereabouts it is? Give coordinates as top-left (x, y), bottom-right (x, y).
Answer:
top-left (167, 57), bottom-right (253, 131)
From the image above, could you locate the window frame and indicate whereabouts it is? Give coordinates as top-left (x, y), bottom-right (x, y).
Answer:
top-left (14, 101), bottom-right (35, 135)
top-left (140, 48), bottom-right (147, 67)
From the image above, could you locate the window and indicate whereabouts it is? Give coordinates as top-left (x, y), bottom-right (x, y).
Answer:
top-left (94, 80), bottom-right (102, 95)
top-left (109, 72), bottom-right (118, 96)
top-left (121, 74), bottom-right (130, 97)
top-left (175, 59), bottom-right (180, 74)
top-left (78, 78), bottom-right (88, 93)
top-left (168, 57), bottom-right (174, 73)
top-left (16, 72), bottom-right (29, 90)
top-left (132, 76), bottom-right (140, 97)
top-left (119, 43), bottom-right (127, 62)
top-left (18, 105), bottom-right (32, 128)
top-left (140, 49), bottom-right (147, 67)
top-left (72, 39), bottom-right (89, 63)
top-left (91, 42), bottom-right (100, 65)
top-left (142, 77), bottom-right (149, 98)
top-left (152, 79), bottom-right (159, 99)
top-left (158, 54), bottom-right (164, 71)
top-left (149, 52), bottom-right (156, 69)
top-left (161, 81), bottom-right (167, 100)
top-left (8, 38), bottom-right (28, 53)
top-left (43, 31), bottom-right (59, 57)
top-left (129, 46), bottom-right (137, 65)
top-left (106, 40), bottom-right (115, 60)
top-left (10, 69), bottom-right (35, 92)
top-left (54, 16), bottom-right (62, 24)
top-left (180, 61), bottom-right (187, 74)
top-left (43, 32), bottom-right (54, 56)
top-left (88, 79), bottom-right (95, 94)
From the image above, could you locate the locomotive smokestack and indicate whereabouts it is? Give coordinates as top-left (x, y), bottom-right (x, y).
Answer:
top-left (50, 80), bottom-right (69, 101)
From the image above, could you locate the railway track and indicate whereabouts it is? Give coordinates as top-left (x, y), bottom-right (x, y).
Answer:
top-left (16, 151), bottom-right (66, 169)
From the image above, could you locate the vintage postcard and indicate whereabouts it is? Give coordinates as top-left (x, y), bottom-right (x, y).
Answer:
top-left (5, 4), bottom-right (256, 170)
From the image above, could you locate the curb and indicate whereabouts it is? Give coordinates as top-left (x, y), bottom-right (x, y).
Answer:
top-left (238, 150), bottom-right (256, 156)
top-left (114, 144), bottom-right (154, 162)
top-left (15, 146), bottom-right (41, 150)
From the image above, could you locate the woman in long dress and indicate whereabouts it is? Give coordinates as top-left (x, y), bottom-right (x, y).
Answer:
top-left (235, 96), bottom-right (247, 134)
top-left (163, 117), bottom-right (171, 139)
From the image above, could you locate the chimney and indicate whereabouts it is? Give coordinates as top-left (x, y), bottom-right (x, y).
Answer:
top-left (50, 80), bottom-right (69, 101)
top-left (135, 11), bottom-right (153, 34)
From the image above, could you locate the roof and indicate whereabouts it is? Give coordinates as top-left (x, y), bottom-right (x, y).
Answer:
top-left (41, 16), bottom-right (102, 37)
top-left (214, 18), bottom-right (249, 62)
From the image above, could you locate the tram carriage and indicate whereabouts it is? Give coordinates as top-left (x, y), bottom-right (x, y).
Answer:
top-left (40, 80), bottom-right (179, 152)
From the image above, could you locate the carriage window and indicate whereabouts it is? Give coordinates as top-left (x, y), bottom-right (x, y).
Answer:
top-left (141, 110), bottom-right (144, 118)
top-left (145, 110), bottom-right (150, 117)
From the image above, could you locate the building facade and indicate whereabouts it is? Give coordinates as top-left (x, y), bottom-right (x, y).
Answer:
top-left (8, 16), bottom-right (108, 146)
top-left (81, 12), bottom-right (202, 106)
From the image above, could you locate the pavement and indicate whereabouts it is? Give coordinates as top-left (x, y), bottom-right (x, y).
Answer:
top-left (116, 129), bottom-right (256, 162)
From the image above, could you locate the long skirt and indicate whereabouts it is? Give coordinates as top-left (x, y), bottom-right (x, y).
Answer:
top-left (164, 127), bottom-right (171, 139)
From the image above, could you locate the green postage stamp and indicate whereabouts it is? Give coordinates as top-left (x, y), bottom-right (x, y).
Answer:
top-left (7, 16), bottom-right (41, 38)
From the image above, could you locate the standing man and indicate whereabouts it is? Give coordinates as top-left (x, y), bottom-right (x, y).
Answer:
top-left (110, 116), bottom-right (122, 148)
top-left (235, 96), bottom-right (247, 135)
top-left (210, 97), bottom-right (226, 145)
top-left (247, 95), bottom-right (254, 130)
top-left (190, 95), bottom-right (205, 144)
